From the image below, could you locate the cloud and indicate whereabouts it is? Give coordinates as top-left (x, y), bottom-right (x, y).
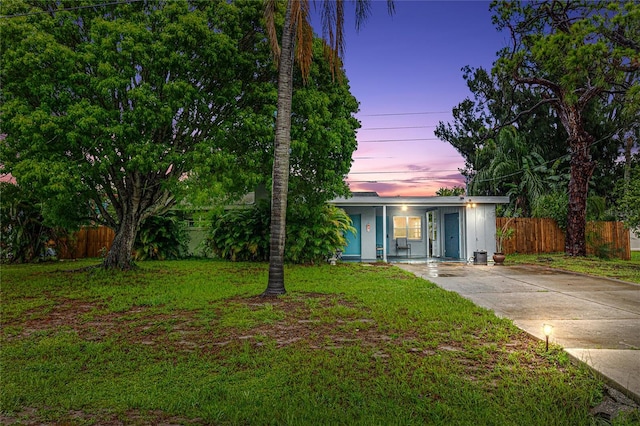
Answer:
top-left (348, 171), bottom-right (465, 197)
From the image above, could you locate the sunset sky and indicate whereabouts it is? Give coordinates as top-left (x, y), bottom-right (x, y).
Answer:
top-left (1, 1), bottom-right (510, 196)
top-left (323, 0), bottom-right (510, 196)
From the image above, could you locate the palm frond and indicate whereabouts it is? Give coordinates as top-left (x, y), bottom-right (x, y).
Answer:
top-left (264, 0), bottom-right (281, 63)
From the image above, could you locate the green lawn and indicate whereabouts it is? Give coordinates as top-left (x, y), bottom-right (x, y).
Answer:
top-left (1, 259), bottom-right (637, 425)
top-left (505, 251), bottom-right (640, 284)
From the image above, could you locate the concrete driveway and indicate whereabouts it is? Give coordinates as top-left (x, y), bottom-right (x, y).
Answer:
top-left (396, 262), bottom-right (640, 402)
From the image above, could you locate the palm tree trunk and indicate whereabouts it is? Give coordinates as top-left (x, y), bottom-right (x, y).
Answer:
top-left (263, 1), bottom-right (295, 297)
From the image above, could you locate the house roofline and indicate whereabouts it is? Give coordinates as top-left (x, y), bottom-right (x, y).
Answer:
top-left (329, 195), bottom-right (509, 207)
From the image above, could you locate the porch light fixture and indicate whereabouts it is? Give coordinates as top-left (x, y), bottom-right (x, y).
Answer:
top-left (466, 200), bottom-right (476, 208)
top-left (543, 324), bottom-right (553, 351)
top-left (401, 205), bottom-right (408, 211)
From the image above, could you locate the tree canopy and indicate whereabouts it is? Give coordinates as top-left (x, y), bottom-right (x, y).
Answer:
top-left (1, 0), bottom-right (253, 268)
top-left (0, 0), bottom-right (361, 267)
top-left (492, 0), bottom-right (639, 255)
top-left (438, 0), bottom-right (639, 255)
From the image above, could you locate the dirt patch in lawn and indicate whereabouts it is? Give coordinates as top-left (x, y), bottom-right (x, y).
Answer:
top-left (3, 292), bottom-right (638, 424)
top-left (6, 292), bottom-right (556, 370)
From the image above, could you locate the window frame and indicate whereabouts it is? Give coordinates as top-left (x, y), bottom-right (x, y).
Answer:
top-left (393, 215), bottom-right (422, 240)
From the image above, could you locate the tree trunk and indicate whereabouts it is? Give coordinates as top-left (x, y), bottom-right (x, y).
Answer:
top-left (263, 1), bottom-right (295, 297)
top-left (565, 131), bottom-right (595, 257)
top-left (103, 212), bottom-right (138, 270)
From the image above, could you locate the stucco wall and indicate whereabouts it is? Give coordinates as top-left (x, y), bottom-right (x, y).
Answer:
top-left (343, 206), bottom-right (378, 261)
top-left (463, 205), bottom-right (497, 260)
top-left (384, 206), bottom-right (428, 258)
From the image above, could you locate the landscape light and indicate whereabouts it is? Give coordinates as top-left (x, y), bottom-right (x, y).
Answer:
top-left (543, 324), bottom-right (553, 351)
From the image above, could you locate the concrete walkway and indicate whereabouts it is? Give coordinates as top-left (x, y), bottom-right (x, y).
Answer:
top-left (396, 262), bottom-right (640, 402)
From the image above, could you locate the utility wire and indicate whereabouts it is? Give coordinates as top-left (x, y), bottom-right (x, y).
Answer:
top-left (359, 125), bottom-right (436, 130)
top-left (359, 138), bottom-right (441, 143)
top-left (348, 177), bottom-right (459, 183)
top-left (353, 157), bottom-right (396, 159)
top-left (360, 111), bottom-right (449, 117)
top-left (350, 170), bottom-right (460, 174)
top-left (469, 130), bottom-right (617, 185)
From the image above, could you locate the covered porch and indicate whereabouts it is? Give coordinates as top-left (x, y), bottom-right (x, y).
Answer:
top-left (330, 193), bottom-right (509, 263)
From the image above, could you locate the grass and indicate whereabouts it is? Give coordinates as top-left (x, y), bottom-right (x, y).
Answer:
top-left (1, 259), bottom-right (638, 425)
top-left (504, 251), bottom-right (640, 284)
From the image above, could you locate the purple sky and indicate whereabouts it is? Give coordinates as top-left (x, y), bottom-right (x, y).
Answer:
top-left (317, 0), bottom-right (510, 196)
top-left (1, 1), bottom-right (510, 196)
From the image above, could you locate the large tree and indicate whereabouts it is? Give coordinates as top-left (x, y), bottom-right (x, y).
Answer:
top-left (435, 66), bottom-right (569, 191)
top-left (0, 1), bottom-right (264, 269)
top-left (1, 0), bottom-right (363, 267)
top-left (491, 0), bottom-right (639, 256)
top-left (262, 0), bottom-right (394, 296)
top-left (218, 37), bottom-right (361, 211)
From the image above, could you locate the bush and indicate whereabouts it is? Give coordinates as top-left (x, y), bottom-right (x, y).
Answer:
top-left (285, 204), bottom-right (354, 263)
top-left (0, 182), bottom-right (66, 263)
top-left (532, 192), bottom-right (614, 230)
top-left (532, 191), bottom-right (568, 229)
top-left (133, 212), bottom-right (190, 261)
top-left (205, 201), bottom-right (354, 264)
top-left (205, 201), bottom-right (270, 262)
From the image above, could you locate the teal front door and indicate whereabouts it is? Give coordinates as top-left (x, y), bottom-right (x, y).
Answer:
top-left (343, 214), bottom-right (361, 257)
top-left (444, 213), bottom-right (460, 259)
top-left (376, 216), bottom-right (384, 258)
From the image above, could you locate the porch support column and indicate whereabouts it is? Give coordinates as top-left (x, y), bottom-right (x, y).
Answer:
top-left (383, 205), bottom-right (387, 262)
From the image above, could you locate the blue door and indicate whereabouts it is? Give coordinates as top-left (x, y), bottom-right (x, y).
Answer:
top-left (375, 216), bottom-right (383, 247)
top-left (375, 216), bottom-right (384, 258)
top-left (343, 214), bottom-right (361, 257)
top-left (444, 213), bottom-right (460, 259)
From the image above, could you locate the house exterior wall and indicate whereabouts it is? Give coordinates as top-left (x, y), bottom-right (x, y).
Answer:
top-left (384, 206), bottom-right (428, 258)
top-left (463, 204), bottom-right (497, 260)
top-left (340, 204), bottom-right (500, 261)
top-left (332, 195), bottom-right (508, 262)
top-left (342, 206), bottom-right (378, 261)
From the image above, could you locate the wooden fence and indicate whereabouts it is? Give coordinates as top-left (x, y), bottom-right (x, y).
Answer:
top-left (496, 218), bottom-right (630, 260)
top-left (58, 226), bottom-right (115, 259)
top-left (58, 219), bottom-right (631, 260)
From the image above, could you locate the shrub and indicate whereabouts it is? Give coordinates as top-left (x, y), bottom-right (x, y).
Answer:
top-left (532, 192), bottom-right (614, 230)
top-left (133, 212), bottom-right (190, 261)
top-left (205, 201), bottom-right (270, 262)
top-left (0, 182), bottom-right (66, 263)
top-left (205, 201), bottom-right (354, 264)
top-left (532, 191), bottom-right (568, 229)
top-left (285, 204), bottom-right (354, 263)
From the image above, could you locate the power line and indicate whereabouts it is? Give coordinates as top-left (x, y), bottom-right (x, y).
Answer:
top-left (348, 177), bottom-right (462, 183)
top-left (470, 131), bottom-right (616, 185)
top-left (353, 157), bottom-right (396, 159)
top-left (350, 170), bottom-right (460, 174)
top-left (0, 0), bottom-right (142, 18)
top-left (359, 138), bottom-right (441, 143)
top-left (359, 125), bottom-right (436, 131)
top-left (360, 111), bottom-right (449, 117)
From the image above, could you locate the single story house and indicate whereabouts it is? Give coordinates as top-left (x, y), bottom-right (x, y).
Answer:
top-left (329, 192), bottom-right (510, 262)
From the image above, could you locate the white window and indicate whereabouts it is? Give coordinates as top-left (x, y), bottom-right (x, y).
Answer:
top-left (393, 216), bottom-right (422, 240)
